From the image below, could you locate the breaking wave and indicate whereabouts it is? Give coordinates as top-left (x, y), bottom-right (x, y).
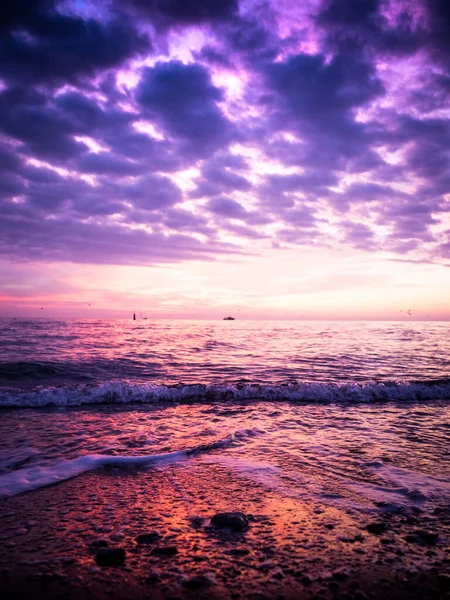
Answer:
top-left (1, 379), bottom-right (450, 408)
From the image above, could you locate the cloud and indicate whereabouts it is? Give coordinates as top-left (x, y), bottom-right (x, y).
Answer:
top-left (206, 196), bottom-right (248, 220)
top-left (0, 87), bottom-right (87, 160)
top-left (0, 209), bottom-right (243, 266)
top-left (0, 0), bottom-right (150, 86)
top-left (190, 155), bottom-right (252, 198)
top-left (0, 0), bottom-right (449, 273)
top-left (136, 60), bottom-right (235, 157)
top-left (119, 0), bottom-right (238, 29)
top-left (317, 0), bottom-right (423, 56)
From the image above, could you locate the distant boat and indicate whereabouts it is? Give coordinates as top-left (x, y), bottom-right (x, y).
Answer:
top-left (223, 316), bottom-right (235, 320)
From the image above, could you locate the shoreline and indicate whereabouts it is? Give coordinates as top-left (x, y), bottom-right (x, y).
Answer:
top-left (1, 461), bottom-right (449, 600)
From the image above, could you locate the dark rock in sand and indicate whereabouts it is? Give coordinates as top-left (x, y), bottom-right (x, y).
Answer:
top-left (182, 574), bottom-right (214, 590)
top-left (210, 512), bottom-right (248, 531)
top-left (95, 547), bottom-right (126, 566)
top-left (150, 546), bottom-right (178, 557)
top-left (135, 532), bottom-right (161, 544)
top-left (227, 548), bottom-right (250, 556)
top-left (433, 506), bottom-right (448, 516)
top-left (375, 501), bottom-right (405, 514)
top-left (189, 516), bottom-right (204, 529)
top-left (406, 530), bottom-right (439, 545)
top-left (406, 489), bottom-right (427, 502)
top-left (366, 522), bottom-right (387, 535)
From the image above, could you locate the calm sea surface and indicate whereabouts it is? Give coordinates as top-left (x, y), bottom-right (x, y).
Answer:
top-left (1, 318), bottom-right (450, 389)
top-left (0, 319), bottom-right (449, 502)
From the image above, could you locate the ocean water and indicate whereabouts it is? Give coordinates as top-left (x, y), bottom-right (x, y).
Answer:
top-left (0, 318), bottom-right (449, 506)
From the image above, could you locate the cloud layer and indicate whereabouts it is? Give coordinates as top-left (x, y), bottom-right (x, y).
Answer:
top-left (1, 0), bottom-right (449, 268)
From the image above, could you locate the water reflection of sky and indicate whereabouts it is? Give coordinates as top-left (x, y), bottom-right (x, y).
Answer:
top-left (1, 320), bottom-right (449, 385)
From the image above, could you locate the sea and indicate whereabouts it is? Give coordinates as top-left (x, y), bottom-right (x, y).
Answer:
top-left (1, 318), bottom-right (449, 513)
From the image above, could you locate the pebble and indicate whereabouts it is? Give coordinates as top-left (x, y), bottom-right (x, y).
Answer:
top-left (182, 574), bottom-right (214, 590)
top-left (406, 490), bottom-right (427, 502)
top-left (210, 512), bottom-right (249, 531)
top-left (95, 547), bottom-right (126, 567)
top-left (366, 522), bottom-right (387, 535)
top-left (135, 532), bottom-right (162, 544)
top-left (189, 516), bottom-right (204, 529)
top-left (227, 548), bottom-right (250, 556)
top-left (406, 530), bottom-right (439, 545)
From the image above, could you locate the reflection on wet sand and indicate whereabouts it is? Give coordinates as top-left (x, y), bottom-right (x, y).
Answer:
top-left (0, 401), bottom-right (449, 599)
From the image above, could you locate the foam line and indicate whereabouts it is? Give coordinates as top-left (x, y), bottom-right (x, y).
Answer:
top-left (0, 433), bottom-right (235, 498)
top-left (1, 380), bottom-right (449, 408)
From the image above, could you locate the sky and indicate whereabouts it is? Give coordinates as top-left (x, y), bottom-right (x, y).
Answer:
top-left (1, 0), bottom-right (450, 320)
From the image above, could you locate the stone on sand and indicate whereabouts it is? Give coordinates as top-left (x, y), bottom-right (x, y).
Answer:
top-left (210, 512), bottom-right (249, 531)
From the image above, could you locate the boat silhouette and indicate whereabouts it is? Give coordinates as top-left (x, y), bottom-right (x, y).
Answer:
top-left (223, 316), bottom-right (235, 320)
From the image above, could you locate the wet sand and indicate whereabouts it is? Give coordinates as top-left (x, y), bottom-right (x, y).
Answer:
top-left (0, 460), bottom-right (449, 600)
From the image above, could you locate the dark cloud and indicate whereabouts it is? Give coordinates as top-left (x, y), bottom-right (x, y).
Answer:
top-left (206, 196), bottom-right (248, 220)
top-left (425, 0), bottom-right (450, 68)
top-left (0, 0), bottom-right (150, 86)
top-left (329, 182), bottom-right (407, 212)
top-left (0, 144), bottom-right (23, 173)
top-left (265, 172), bottom-right (338, 193)
top-left (280, 204), bottom-right (319, 229)
top-left (0, 87), bottom-right (87, 161)
top-left (119, 0), bottom-right (238, 29)
top-left (190, 163), bottom-right (252, 199)
top-left (259, 50), bottom-right (384, 178)
top-left (317, 0), bottom-right (450, 71)
top-left (161, 208), bottom-right (212, 234)
top-left (317, 0), bottom-right (423, 57)
top-left (22, 165), bottom-right (63, 184)
top-left (264, 51), bottom-right (383, 125)
top-left (0, 174), bottom-right (25, 199)
top-left (136, 61), bottom-right (234, 157)
top-left (225, 15), bottom-right (278, 62)
top-left (117, 174), bottom-right (183, 211)
top-left (79, 153), bottom-right (144, 176)
top-left (195, 46), bottom-right (234, 68)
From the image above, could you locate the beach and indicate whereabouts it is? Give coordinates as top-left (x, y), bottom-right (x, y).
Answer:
top-left (1, 399), bottom-right (449, 600)
top-left (1, 454), bottom-right (449, 600)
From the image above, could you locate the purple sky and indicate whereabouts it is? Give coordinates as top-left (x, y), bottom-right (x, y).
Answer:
top-left (1, 0), bottom-right (450, 319)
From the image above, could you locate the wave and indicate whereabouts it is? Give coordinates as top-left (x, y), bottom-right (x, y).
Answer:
top-left (1, 380), bottom-right (450, 408)
top-left (0, 432), bottom-right (238, 498)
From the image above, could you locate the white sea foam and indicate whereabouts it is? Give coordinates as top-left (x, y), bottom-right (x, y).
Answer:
top-left (0, 433), bottom-right (236, 498)
top-left (1, 380), bottom-right (449, 408)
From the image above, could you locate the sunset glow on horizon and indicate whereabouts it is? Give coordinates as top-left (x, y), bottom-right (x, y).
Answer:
top-left (1, 0), bottom-right (450, 320)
